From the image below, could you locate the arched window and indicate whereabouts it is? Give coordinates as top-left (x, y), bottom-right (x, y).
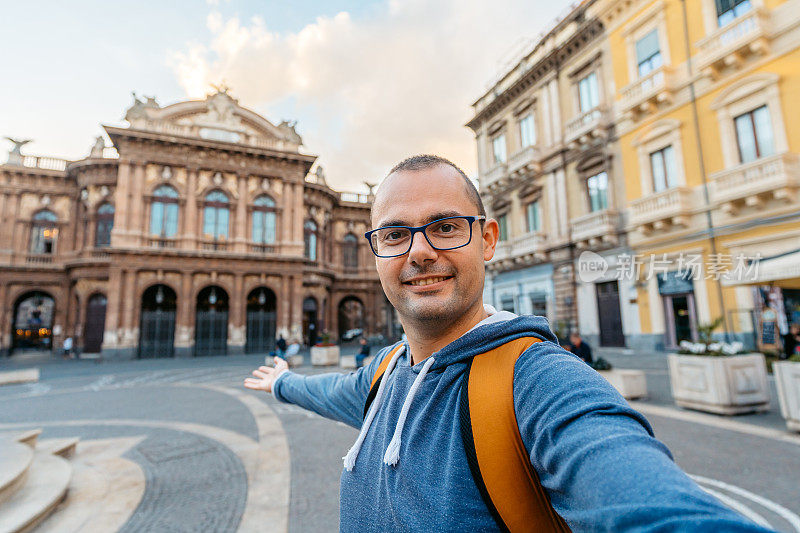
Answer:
top-left (343, 233), bottom-right (358, 269)
top-left (304, 219), bottom-right (317, 261)
top-left (30, 210), bottom-right (58, 254)
top-left (252, 195), bottom-right (277, 244)
top-left (203, 190), bottom-right (229, 240)
top-left (150, 185), bottom-right (179, 237)
top-left (95, 203), bottom-right (114, 247)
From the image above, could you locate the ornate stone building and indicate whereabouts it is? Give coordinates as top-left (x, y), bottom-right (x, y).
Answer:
top-left (1, 89), bottom-right (386, 359)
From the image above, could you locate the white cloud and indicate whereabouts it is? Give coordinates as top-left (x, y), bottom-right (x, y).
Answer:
top-left (170, 0), bottom-right (566, 192)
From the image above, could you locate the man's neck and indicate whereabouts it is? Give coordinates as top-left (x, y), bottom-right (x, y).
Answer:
top-left (402, 302), bottom-right (489, 365)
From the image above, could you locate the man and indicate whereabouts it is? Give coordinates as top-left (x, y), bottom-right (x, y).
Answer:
top-left (245, 155), bottom-right (771, 532)
top-left (355, 337), bottom-right (370, 369)
top-left (568, 331), bottom-right (593, 365)
top-left (275, 335), bottom-right (287, 358)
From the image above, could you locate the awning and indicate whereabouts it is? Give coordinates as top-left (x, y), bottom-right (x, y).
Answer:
top-left (723, 248), bottom-right (800, 289)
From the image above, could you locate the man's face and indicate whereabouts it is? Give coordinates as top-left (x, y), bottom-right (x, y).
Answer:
top-left (370, 165), bottom-right (498, 328)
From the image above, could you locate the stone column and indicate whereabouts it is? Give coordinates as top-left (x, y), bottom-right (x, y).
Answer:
top-left (0, 282), bottom-right (8, 355)
top-left (128, 163), bottom-right (146, 246)
top-left (120, 270), bottom-right (138, 351)
top-left (228, 274), bottom-right (245, 354)
top-left (102, 267), bottom-right (124, 358)
top-left (290, 275), bottom-right (303, 342)
top-left (111, 161), bottom-right (131, 247)
top-left (174, 271), bottom-right (194, 358)
top-left (294, 183), bottom-right (305, 253)
top-left (183, 167), bottom-right (199, 249)
top-left (235, 174), bottom-right (248, 253)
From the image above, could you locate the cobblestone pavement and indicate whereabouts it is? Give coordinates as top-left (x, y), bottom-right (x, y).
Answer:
top-left (2, 349), bottom-right (800, 532)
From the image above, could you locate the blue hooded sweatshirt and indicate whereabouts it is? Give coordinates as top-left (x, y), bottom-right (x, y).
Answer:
top-left (273, 312), bottom-right (774, 532)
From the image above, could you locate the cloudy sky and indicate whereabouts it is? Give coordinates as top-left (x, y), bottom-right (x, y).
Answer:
top-left (2, 0), bottom-right (572, 192)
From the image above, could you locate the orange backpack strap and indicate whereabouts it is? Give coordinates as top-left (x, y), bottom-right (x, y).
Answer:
top-left (363, 343), bottom-right (404, 420)
top-left (460, 336), bottom-right (571, 532)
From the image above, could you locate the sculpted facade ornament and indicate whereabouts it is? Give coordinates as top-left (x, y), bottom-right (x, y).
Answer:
top-left (162, 166), bottom-right (173, 180)
top-left (4, 137), bottom-right (31, 166)
top-left (90, 136), bottom-right (105, 158)
top-left (261, 178), bottom-right (270, 190)
top-left (213, 172), bottom-right (223, 186)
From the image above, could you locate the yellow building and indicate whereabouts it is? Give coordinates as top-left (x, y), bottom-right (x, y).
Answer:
top-left (599, 0), bottom-right (800, 350)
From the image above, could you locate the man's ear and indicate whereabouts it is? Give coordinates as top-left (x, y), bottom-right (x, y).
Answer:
top-left (482, 219), bottom-right (500, 261)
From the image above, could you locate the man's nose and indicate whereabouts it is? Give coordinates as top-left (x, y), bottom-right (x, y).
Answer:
top-left (407, 230), bottom-right (438, 266)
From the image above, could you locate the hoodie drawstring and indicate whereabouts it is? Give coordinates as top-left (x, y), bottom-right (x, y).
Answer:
top-left (343, 345), bottom-right (405, 471)
top-left (383, 356), bottom-right (435, 466)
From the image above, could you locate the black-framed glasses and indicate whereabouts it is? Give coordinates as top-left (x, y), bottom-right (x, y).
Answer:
top-left (364, 216), bottom-right (486, 258)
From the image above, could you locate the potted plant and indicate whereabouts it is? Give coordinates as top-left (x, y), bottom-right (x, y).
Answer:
top-left (592, 357), bottom-right (648, 400)
top-left (667, 318), bottom-right (769, 415)
top-left (311, 331), bottom-right (340, 366)
top-left (774, 353), bottom-right (800, 432)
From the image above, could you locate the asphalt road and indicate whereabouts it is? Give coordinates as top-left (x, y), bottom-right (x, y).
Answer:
top-left (1, 352), bottom-right (798, 532)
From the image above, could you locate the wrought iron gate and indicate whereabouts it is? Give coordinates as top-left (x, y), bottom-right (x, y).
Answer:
top-left (139, 309), bottom-right (176, 358)
top-left (195, 309), bottom-right (228, 356)
top-left (246, 308), bottom-right (276, 353)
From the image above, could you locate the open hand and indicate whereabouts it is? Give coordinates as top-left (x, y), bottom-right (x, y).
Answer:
top-left (244, 357), bottom-right (289, 393)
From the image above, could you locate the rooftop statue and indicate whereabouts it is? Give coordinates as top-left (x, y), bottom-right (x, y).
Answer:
top-left (4, 137), bottom-right (32, 166)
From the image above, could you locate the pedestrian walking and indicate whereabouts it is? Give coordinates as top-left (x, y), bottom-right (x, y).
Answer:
top-left (355, 337), bottom-right (370, 369)
top-left (245, 155), bottom-right (772, 532)
top-left (62, 336), bottom-right (73, 359)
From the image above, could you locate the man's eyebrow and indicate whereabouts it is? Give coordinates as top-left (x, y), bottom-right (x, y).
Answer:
top-left (375, 211), bottom-right (464, 229)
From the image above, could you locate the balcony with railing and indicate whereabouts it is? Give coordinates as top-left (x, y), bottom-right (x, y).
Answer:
top-left (618, 66), bottom-right (676, 119)
top-left (249, 243), bottom-right (277, 254)
top-left (490, 231), bottom-right (548, 268)
top-left (2, 154), bottom-right (70, 172)
top-left (565, 107), bottom-right (610, 147)
top-left (201, 240), bottom-right (229, 252)
top-left (629, 187), bottom-right (697, 234)
top-left (25, 253), bottom-right (55, 265)
top-left (710, 152), bottom-right (800, 214)
top-left (507, 145), bottom-right (542, 178)
top-left (570, 209), bottom-right (621, 248)
top-left (695, 9), bottom-right (772, 78)
top-left (481, 161), bottom-right (509, 191)
top-left (148, 237), bottom-right (178, 249)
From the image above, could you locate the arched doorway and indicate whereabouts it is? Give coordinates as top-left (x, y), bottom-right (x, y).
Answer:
top-left (302, 297), bottom-right (318, 346)
top-left (139, 285), bottom-right (176, 358)
top-left (195, 286), bottom-right (228, 356)
top-left (246, 287), bottom-right (277, 354)
top-left (84, 293), bottom-right (107, 354)
top-left (338, 296), bottom-right (365, 342)
top-left (12, 291), bottom-right (55, 353)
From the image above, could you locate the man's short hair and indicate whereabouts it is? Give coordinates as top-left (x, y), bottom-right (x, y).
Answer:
top-left (382, 154), bottom-right (486, 219)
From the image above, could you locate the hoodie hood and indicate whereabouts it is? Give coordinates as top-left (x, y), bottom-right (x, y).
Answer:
top-left (422, 309), bottom-right (558, 372)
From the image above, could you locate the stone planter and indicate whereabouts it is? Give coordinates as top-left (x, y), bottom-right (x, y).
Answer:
top-left (288, 354), bottom-right (305, 368)
top-left (774, 361), bottom-right (800, 432)
top-left (667, 353), bottom-right (770, 415)
top-left (311, 345), bottom-right (340, 366)
top-left (598, 369), bottom-right (647, 400)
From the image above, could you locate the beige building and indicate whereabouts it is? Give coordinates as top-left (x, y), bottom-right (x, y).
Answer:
top-left (467, 0), bottom-right (640, 347)
top-left (1, 89), bottom-right (387, 359)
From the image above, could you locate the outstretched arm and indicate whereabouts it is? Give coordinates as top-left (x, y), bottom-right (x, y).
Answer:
top-left (514, 342), bottom-right (773, 532)
top-left (244, 346), bottom-right (392, 429)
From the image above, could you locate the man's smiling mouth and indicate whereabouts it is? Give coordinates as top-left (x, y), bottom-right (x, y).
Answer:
top-left (403, 276), bottom-right (454, 287)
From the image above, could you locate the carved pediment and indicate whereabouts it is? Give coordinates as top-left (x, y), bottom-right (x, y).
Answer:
top-left (123, 87), bottom-right (303, 151)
